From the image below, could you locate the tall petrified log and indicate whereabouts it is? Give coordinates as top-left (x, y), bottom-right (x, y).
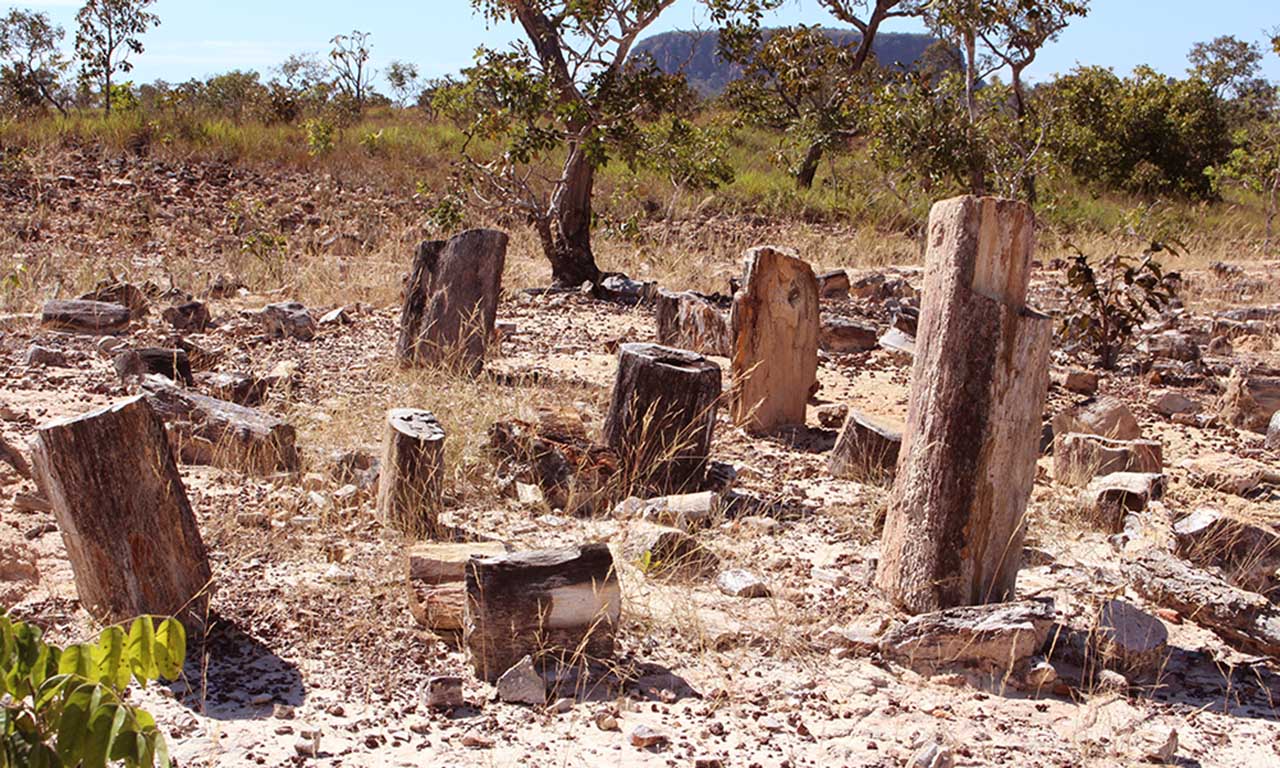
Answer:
top-left (30, 396), bottom-right (212, 623)
top-left (464, 543), bottom-right (621, 682)
top-left (729, 246), bottom-right (819, 434)
top-left (377, 409), bottom-right (446, 537)
top-left (396, 229), bottom-right (509, 373)
top-left (877, 196), bottom-right (1052, 614)
top-left (603, 343), bottom-right (721, 494)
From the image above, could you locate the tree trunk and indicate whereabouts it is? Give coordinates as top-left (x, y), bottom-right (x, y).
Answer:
top-left (730, 247), bottom-right (820, 435)
top-left (376, 409), bottom-right (447, 538)
top-left (407, 541), bottom-right (506, 631)
top-left (796, 142), bottom-right (824, 190)
top-left (603, 343), bottom-right (722, 494)
top-left (395, 229), bottom-right (509, 374)
top-left (876, 196), bottom-right (1052, 614)
top-left (547, 146), bottom-right (602, 288)
top-left (464, 543), bottom-right (621, 682)
top-left (30, 396), bottom-right (212, 624)
top-left (654, 290), bottom-right (732, 357)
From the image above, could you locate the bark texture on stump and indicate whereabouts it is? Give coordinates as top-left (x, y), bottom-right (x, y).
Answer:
top-left (654, 291), bottom-right (732, 357)
top-left (407, 541), bottom-right (506, 631)
top-left (30, 396), bottom-right (212, 624)
top-left (603, 343), bottom-right (721, 494)
top-left (730, 247), bottom-right (819, 434)
top-left (377, 409), bottom-right (446, 537)
top-left (396, 229), bottom-right (508, 373)
top-left (877, 196), bottom-right (1052, 614)
top-left (464, 543), bottom-right (620, 682)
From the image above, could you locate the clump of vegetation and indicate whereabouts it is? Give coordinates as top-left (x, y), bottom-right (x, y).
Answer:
top-left (0, 612), bottom-right (186, 767)
top-left (1058, 236), bottom-right (1182, 369)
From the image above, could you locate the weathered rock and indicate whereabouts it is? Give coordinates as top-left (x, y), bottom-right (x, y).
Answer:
top-left (717, 569), bottom-right (770, 598)
top-left (828, 410), bottom-right (902, 481)
top-left (1052, 397), bottom-right (1142, 442)
top-left (621, 524), bottom-right (720, 580)
top-left (140, 375), bottom-right (299, 475)
top-left (877, 326), bottom-right (916, 359)
top-left (407, 541), bottom-right (507, 631)
top-left (0, 435), bottom-right (32, 480)
top-left (79, 282), bottom-right (149, 320)
top-left (1151, 390), bottom-right (1201, 418)
top-left (817, 269), bottom-right (850, 299)
top-left (113, 348), bottom-right (194, 386)
top-left (496, 656), bottom-right (545, 706)
top-left (1173, 508), bottom-right (1280, 594)
top-left (1058, 369), bottom-right (1099, 395)
top-left (816, 404), bottom-right (848, 429)
top-left (318, 307), bottom-right (351, 326)
top-left (488, 418), bottom-right (619, 516)
top-left (41, 299), bottom-right (130, 335)
top-left (1079, 472), bottom-right (1166, 532)
top-left (162, 301), bottom-right (211, 332)
top-left (1092, 599), bottom-right (1169, 679)
top-left (25, 345), bottom-right (67, 367)
top-left (630, 725), bottom-right (670, 750)
top-left (879, 599), bottom-right (1055, 673)
top-left (1127, 549), bottom-right (1280, 657)
top-left (200, 371), bottom-right (268, 406)
top-left (819, 316), bottom-right (879, 354)
top-left (1217, 370), bottom-right (1280, 433)
top-left (464, 544), bottom-right (621, 682)
top-left (1185, 453), bottom-right (1280, 497)
top-left (911, 743), bottom-right (956, 768)
top-left (1144, 330), bottom-right (1200, 362)
top-left (630, 491), bottom-right (722, 530)
top-left (878, 196), bottom-right (1051, 614)
top-left (730, 246), bottom-right (820, 434)
top-left (654, 290), bottom-right (732, 357)
top-left (1053, 433), bottom-right (1163, 486)
top-left (1269, 411), bottom-right (1280, 451)
top-left (259, 302), bottom-right (316, 341)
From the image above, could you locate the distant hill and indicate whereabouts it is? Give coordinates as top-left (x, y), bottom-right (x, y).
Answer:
top-left (633, 28), bottom-right (940, 97)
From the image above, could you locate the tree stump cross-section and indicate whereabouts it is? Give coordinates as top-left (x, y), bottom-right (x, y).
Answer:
top-left (30, 396), bottom-right (212, 625)
top-left (876, 196), bottom-right (1053, 614)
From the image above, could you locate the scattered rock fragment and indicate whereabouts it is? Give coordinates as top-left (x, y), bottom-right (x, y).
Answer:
top-left (1053, 433), bottom-right (1163, 486)
top-left (1079, 472), bottom-right (1166, 532)
top-left (630, 725), bottom-right (670, 750)
top-left (717, 569), bottom-right (770, 598)
top-left (1184, 453), bottom-right (1279, 497)
top-left (621, 524), bottom-right (720, 579)
top-left (820, 316), bottom-right (879, 354)
top-left (878, 599), bottom-right (1055, 674)
top-left (817, 269), bottom-right (850, 299)
top-left (162, 301), bottom-right (211, 332)
top-left (1092, 599), bottom-right (1169, 680)
top-left (816, 403), bottom-right (848, 429)
top-left (200, 371), bottom-right (268, 406)
top-left (407, 541), bottom-right (506, 631)
top-left (258, 301), bottom-right (316, 341)
top-left (41, 299), bottom-right (130, 335)
top-left (79, 282), bottom-right (149, 320)
top-left (1151, 390), bottom-right (1201, 418)
top-left (1057, 369), bottom-right (1099, 395)
top-left (1052, 396), bottom-right (1142, 441)
top-left (828, 410), bottom-right (902, 481)
top-left (654, 290), bottom-right (732, 357)
top-left (1143, 330), bottom-right (1200, 362)
top-left (422, 676), bottom-right (464, 709)
top-left (1173, 508), bottom-right (1280, 593)
top-left (911, 743), bottom-right (956, 768)
top-left (24, 345), bottom-right (67, 368)
top-left (1217, 369), bottom-right (1280, 433)
top-left (113, 348), bottom-right (194, 385)
top-left (496, 655), bottom-right (545, 706)
top-left (1269, 411), bottom-right (1280, 451)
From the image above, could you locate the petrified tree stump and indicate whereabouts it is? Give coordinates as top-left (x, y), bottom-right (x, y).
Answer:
top-left (377, 409), bottom-right (447, 537)
top-left (603, 343), bottom-right (721, 494)
top-left (828, 410), bottom-right (902, 482)
top-left (654, 290), bottom-right (732, 357)
top-left (140, 375), bottom-right (299, 475)
top-left (877, 196), bottom-right (1052, 614)
top-left (396, 229), bottom-right (509, 373)
top-left (407, 541), bottom-right (507, 631)
top-left (464, 543), bottom-right (621, 682)
top-left (30, 396), bottom-right (212, 624)
top-left (729, 246), bottom-right (819, 434)
top-left (41, 300), bottom-right (131, 335)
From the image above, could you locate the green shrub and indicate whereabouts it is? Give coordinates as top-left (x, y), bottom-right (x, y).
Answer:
top-left (0, 612), bottom-right (186, 767)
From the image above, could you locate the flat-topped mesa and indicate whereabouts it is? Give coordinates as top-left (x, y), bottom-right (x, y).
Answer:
top-left (396, 229), bottom-right (508, 374)
top-left (877, 196), bottom-right (1053, 615)
top-left (729, 246), bottom-right (820, 435)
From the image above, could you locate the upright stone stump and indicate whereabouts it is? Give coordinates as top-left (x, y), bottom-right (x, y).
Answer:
top-left (464, 543), bottom-right (621, 682)
top-left (377, 409), bottom-right (446, 537)
top-left (730, 247), bottom-right (819, 434)
top-left (877, 196), bottom-right (1052, 614)
top-left (396, 229), bottom-right (509, 373)
top-left (30, 396), bottom-right (212, 624)
top-left (654, 290), bottom-right (732, 357)
top-left (603, 343), bottom-right (721, 494)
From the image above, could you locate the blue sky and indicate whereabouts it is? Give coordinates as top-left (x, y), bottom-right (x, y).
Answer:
top-left (8, 0), bottom-right (1280, 88)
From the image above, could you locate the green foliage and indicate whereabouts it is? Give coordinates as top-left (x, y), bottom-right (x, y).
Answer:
top-left (107, 82), bottom-right (137, 114)
top-left (358, 128), bottom-right (387, 157)
top-left (74, 0), bottom-right (160, 115)
top-left (1044, 65), bottom-right (1232, 200)
top-left (0, 613), bottom-right (185, 767)
top-left (0, 9), bottom-right (69, 115)
top-left (1058, 232), bottom-right (1182, 369)
top-left (303, 117), bottom-right (334, 156)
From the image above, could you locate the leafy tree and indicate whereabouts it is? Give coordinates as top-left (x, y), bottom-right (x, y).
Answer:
top-left (385, 60), bottom-right (421, 107)
top-left (630, 115), bottom-right (735, 238)
top-left (445, 0), bottom-right (777, 287)
top-left (0, 9), bottom-right (70, 115)
top-left (0, 613), bottom-right (186, 766)
top-left (74, 0), bottom-right (160, 116)
top-left (1188, 35), bottom-right (1263, 99)
top-left (723, 1), bottom-right (922, 189)
top-left (202, 70), bottom-right (266, 122)
top-left (329, 30), bottom-right (374, 114)
top-left (1213, 122), bottom-right (1280, 255)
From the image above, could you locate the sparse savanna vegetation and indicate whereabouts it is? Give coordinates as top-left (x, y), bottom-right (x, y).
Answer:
top-left (0, 1), bottom-right (1279, 767)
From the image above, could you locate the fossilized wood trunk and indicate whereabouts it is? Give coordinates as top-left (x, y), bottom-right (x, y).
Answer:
top-left (140, 375), bottom-right (299, 475)
top-left (828, 410), bottom-right (902, 482)
top-left (396, 229), bottom-right (509, 373)
top-left (730, 247), bottom-right (819, 434)
top-left (464, 543), bottom-right (621, 682)
top-left (654, 290), bottom-right (732, 357)
top-left (488, 416), bottom-right (619, 515)
top-left (41, 300), bottom-right (131, 335)
top-left (377, 409), bottom-right (446, 537)
top-left (407, 541), bottom-right (506, 631)
top-left (1128, 549), bottom-right (1280, 657)
top-left (877, 196), bottom-right (1052, 614)
top-left (603, 343), bottom-right (721, 494)
top-left (30, 396), bottom-right (212, 624)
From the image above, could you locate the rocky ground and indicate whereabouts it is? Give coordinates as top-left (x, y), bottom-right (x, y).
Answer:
top-left (1, 153), bottom-right (1279, 767)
